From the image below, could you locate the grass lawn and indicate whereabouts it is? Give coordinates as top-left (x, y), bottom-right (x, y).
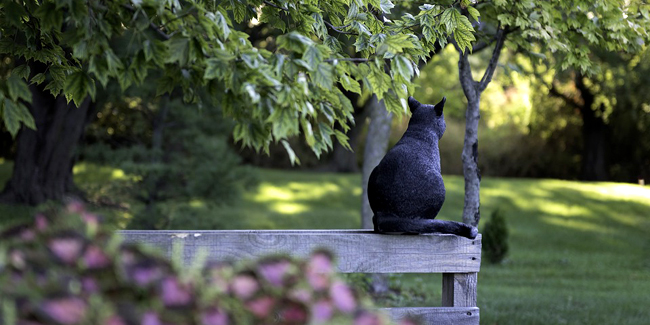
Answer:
top-left (1, 161), bottom-right (649, 324)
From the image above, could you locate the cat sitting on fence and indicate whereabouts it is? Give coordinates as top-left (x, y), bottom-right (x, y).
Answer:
top-left (368, 96), bottom-right (478, 239)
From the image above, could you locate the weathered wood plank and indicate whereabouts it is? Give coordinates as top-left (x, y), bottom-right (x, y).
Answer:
top-left (383, 307), bottom-right (479, 325)
top-left (441, 273), bottom-right (478, 307)
top-left (119, 230), bottom-right (482, 273)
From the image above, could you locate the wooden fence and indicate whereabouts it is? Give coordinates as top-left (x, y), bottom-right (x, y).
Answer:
top-left (120, 230), bottom-right (481, 325)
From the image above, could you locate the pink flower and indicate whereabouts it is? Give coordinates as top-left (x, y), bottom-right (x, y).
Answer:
top-left (131, 265), bottom-right (164, 287)
top-left (141, 311), bottom-right (161, 325)
top-left (35, 213), bottom-right (48, 231)
top-left (83, 245), bottom-right (111, 269)
top-left (81, 277), bottom-right (99, 293)
top-left (161, 276), bottom-right (193, 307)
top-left (258, 259), bottom-right (291, 286)
top-left (10, 250), bottom-right (26, 269)
top-left (309, 252), bottom-right (333, 273)
top-left (311, 300), bottom-right (333, 323)
top-left (41, 297), bottom-right (86, 324)
top-left (330, 281), bottom-right (356, 313)
top-left (49, 237), bottom-right (84, 264)
top-left (354, 312), bottom-right (384, 325)
top-left (201, 307), bottom-right (229, 325)
top-left (398, 319), bottom-right (419, 325)
top-left (104, 315), bottom-right (127, 325)
top-left (230, 275), bottom-right (259, 300)
top-left (306, 252), bottom-right (333, 290)
top-left (81, 212), bottom-right (100, 227)
top-left (66, 201), bottom-right (85, 214)
top-left (279, 303), bottom-right (307, 323)
top-left (245, 296), bottom-right (275, 319)
top-left (19, 229), bottom-right (35, 241)
top-left (289, 288), bottom-right (311, 303)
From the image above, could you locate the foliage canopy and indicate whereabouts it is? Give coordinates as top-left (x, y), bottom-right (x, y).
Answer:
top-left (0, 0), bottom-right (481, 161)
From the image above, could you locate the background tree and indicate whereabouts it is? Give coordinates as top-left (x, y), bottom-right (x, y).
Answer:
top-left (451, 0), bottom-right (650, 226)
top-left (0, 0), bottom-right (478, 205)
top-left (81, 81), bottom-right (258, 229)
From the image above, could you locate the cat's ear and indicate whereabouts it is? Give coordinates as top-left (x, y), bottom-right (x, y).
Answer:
top-left (434, 97), bottom-right (446, 116)
top-left (408, 96), bottom-right (421, 111)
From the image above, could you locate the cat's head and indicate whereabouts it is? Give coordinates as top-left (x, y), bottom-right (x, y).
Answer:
top-left (407, 96), bottom-right (446, 139)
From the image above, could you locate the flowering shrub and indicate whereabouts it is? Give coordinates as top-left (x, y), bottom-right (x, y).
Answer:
top-left (0, 203), bottom-right (417, 325)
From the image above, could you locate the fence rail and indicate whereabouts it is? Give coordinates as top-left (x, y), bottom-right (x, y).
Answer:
top-left (120, 230), bottom-right (481, 325)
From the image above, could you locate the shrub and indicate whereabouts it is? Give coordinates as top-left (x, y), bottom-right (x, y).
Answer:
top-left (0, 203), bottom-right (417, 325)
top-left (482, 209), bottom-right (509, 264)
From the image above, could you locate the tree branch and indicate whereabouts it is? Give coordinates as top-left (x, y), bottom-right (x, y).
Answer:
top-left (324, 21), bottom-right (358, 35)
top-left (457, 48), bottom-right (478, 98)
top-left (477, 26), bottom-right (507, 92)
top-left (122, 4), bottom-right (170, 40)
top-left (262, 0), bottom-right (288, 11)
top-left (324, 58), bottom-right (369, 63)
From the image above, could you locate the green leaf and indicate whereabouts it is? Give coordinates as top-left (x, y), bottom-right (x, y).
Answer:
top-left (393, 55), bottom-right (414, 80)
top-left (333, 129), bottom-right (351, 150)
top-left (380, 34), bottom-right (417, 55)
top-left (156, 75), bottom-right (176, 96)
top-left (468, 7), bottom-right (480, 22)
top-left (366, 65), bottom-right (391, 99)
top-left (454, 23), bottom-right (476, 54)
top-left (204, 58), bottom-right (226, 80)
top-left (11, 65), bottom-right (30, 80)
top-left (380, 0), bottom-right (395, 14)
top-left (88, 56), bottom-right (109, 88)
top-left (277, 32), bottom-right (314, 53)
top-left (213, 11), bottom-right (231, 40)
top-left (301, 119), bottom-right (316, 147)
top-left (105, 50), bottom-right (124, 75)
top-left (340, 74), bottom-right (361, 94)
top-left (441, 8), bottom-right (460, 32)
top-left (313, 63), bottom-right (334, 90)
top-left (2, 98), bottom-right (35, 137)
top-left (143, 39), bottom-right (165, 64)
top-left (7, 75), bottom-right (32, 102)
top-left (384, 91), bottom-right (407, 114)
top-left (165, 36), bottom-right (190, 65)
top-left (34, 2), bottom-right (63, 30)
top-left (2, 99), bottom-right (20, 136)
top-left (63, 71), bottom-right (90, 107)
top-left (302, 46), bottom-right (324, 69)
top-left (281, 140), bottom-right (300, 165)
top-left (30, 73), bottom-right (46, 85)
top-left (243, 83), bottom-right (260, 103)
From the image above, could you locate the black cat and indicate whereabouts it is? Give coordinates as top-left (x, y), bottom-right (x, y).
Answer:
top-left (368, 96), bottom-right (478, 239)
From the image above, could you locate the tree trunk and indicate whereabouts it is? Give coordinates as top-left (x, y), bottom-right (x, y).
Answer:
top-left (361, 95), bottom-right (393, 229)
top-left (461, 96), bottom-right (482, 227)
top-left (456, 27), bottom-right (506, 227)
top-left (0, 67), bottom-right (92, 205)
top-left (575, 74), bottom-right (609, 181)
top-left (457, 51), bottom-right (482, 227)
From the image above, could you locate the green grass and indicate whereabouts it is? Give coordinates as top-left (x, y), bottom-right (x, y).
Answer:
top-left (1, 161), bottom-right (650, 324)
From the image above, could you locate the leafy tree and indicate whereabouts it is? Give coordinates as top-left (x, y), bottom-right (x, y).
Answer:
top-left (82, 83), bottom-right (258, 230)
top-left (0, 0), bottom-right (479, 205)
top-left (535, 45), bottom-right (650, 182)
top-left (450, 0), bottom-right (650, 226)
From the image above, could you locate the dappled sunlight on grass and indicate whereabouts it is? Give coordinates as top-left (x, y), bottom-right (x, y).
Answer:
top-left (271, 202), bottom-right (309, 214)
top-left (542, 215), bottom-right (612, 234)
top-left (537, 201), bottom-right (592, 218)
top-left (73, 162), bottom-right (131, 182)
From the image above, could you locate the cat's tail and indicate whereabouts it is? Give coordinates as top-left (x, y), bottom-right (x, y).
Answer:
top-left (374, 215), bottom-right (478, 239)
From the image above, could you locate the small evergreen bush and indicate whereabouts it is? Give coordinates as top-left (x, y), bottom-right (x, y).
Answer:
top-left (0, 203), bottom-right (417, 325)
top-left (482, 209), bottom-right (509, 264)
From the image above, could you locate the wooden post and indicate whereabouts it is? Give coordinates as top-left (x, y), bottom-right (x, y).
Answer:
top-left (442, 273), bottom-right (478, 307)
